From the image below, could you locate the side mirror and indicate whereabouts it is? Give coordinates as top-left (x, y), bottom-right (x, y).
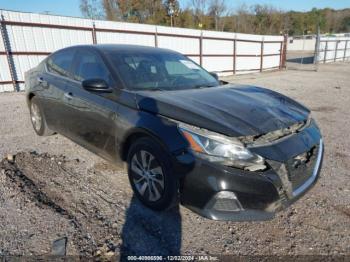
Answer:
top-left (219, 80), bottom-right (229, 85)
top-left (82, 79), bottom-right (112, 93)
top-left (209, 72), bottom-right (219, 80)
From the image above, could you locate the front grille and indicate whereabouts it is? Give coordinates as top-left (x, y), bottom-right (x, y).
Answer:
top-left (285, 145), bottom-right (319, 190)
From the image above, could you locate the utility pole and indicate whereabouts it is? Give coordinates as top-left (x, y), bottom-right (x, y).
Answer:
top-left (167, 0), bottom-right (178, 27)
top-left (168, 2), bottom-right (175, 27)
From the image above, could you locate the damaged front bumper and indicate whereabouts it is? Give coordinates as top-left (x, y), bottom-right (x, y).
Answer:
top-left (178, 120), bottom-right (324, 221)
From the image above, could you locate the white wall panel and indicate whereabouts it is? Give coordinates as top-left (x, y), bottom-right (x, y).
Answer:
top-left (264, 42), bottom-right (281, 54)
top-left (317, 51), bottom-right (325, 62)
top-left (263, 55), bottom-right (280, 69)
top-left (202, 57), bottom-right (233, 72)
top-left (236, 41), bottom-right (261, 55)
top-left (203, 39), bottom-right (233, 55)
top-left (236, 57), bottom-right (260, 71)
top-left (0, 56), bottom-right (11, 81)
top-left (0, 84), bottom-right (14, 92)
top-left (337, 41), bottom-right (346, 50)
top-left (96, 32), bottom-right (155, 46)
top-left (263, 35), bottom-right (283, 42)
top-left (12, 55), bottom-right (46, 81)
top-left (5, 26), bottom-right (92, 52)
top-left (0, 32), bottom-right (4, 51)
top-left (288, 38), bottom-right (316, 51)
top-left (95, 20), bottom-right (156, 34)
top-left (202, 30), bottom-right (234, 39)
top-left (156, 26), bottom-right (200, 37)
top-left (157, 36), bottom-right (199, 54)
top-left (325, 50), bottom-right (334, 62)
top-left (2, 10), bottom-right (91, 27)
top-left (317, 38), bottom-right (350, 63)
top-left (236, 33), bottom-right (263, 42)
top-left (326, 41), bottom-right (336, 51)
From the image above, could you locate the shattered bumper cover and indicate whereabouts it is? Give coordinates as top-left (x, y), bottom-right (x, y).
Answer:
top-left (178, 120), bottom-right (324, 221)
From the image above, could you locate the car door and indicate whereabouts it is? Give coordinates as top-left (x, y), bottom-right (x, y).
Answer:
top-left (60, 48), bottom-right (119, 160)
top-left (38, 48), bottom-right (75, 133)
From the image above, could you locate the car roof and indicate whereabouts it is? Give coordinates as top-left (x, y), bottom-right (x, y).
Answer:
top-left (67, 44), bottom-right (180, 55)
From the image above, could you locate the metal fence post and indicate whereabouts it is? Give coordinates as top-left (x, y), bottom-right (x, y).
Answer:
top-left (300, 33), bottom-right (306, 65)
top-left (334, 40), bottom-right (338, 62)
top-left (343, 40), bottom-right (348, 61)
top-left (92, 21), bottom-right (97, 44)
top-left (199, 31), bottom-right (203, 66)
top-left (323, 41), bottom-right (328, 64)
top-left (233, 38), bottom-right (236, 74)
top-left (154, 26), bottom-right (158, 47)
top-left (314, 26), bottom-right (321, 71)
top-left (260, 37), bottom-right (264, 72)
top-left (282, 34), bottom-right (288, 69)
top-left (279, 41), bottom-right (283, 70)
top-left (0, 15), bottom-right (18, 91)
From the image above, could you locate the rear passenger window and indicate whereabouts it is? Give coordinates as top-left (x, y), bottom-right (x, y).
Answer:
top-left (46, 49), bottom-right (75, 78)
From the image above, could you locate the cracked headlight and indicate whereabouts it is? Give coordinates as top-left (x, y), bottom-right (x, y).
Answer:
top-left (178, 122), bottom-right (266, 171)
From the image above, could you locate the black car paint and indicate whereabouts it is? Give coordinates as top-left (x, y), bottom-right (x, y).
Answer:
top-left (25, 44), bottom-right (323, 221)
top-left (136, 85), bottom-right (310, 137)
top-left (179, 120), bottom-right (323, 220)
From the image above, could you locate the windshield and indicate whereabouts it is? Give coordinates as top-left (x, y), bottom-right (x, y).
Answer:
top-left (105, 51), bottom-right (219, 91)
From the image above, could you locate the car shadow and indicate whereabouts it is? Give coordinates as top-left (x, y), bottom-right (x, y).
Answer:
top-left (287, 56), bottom-right (315, 64)
top-left (120, 195), bottom-right (182, 261)
top-left (119, 96), bottom-right (194, 261)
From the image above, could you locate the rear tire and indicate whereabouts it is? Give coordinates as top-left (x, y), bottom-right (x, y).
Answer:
top-left (30, 97), bottom-right (54, 136)
top-left (127, 137), bottom-right (178, 211)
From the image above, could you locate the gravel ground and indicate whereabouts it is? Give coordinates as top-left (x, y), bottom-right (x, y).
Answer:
top-left (0, 62), bottom-right (350, 259)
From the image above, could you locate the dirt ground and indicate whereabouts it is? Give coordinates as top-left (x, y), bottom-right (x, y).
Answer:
top-left (0, 62), bottom-right (350, 259)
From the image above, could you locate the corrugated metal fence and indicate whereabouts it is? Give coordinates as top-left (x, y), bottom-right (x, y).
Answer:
top-left (0, 10), bottom-right (287, 92)
top-left (317, 37), bottom-right (350, 64)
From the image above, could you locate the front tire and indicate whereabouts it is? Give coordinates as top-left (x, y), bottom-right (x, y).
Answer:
top-left (30, 97), bottom-right (54, 136)
top-left (127, 137), bottom-right (178, 211)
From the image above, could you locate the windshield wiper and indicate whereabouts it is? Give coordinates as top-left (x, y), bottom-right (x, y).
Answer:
top-left (193, 84), bottom-right (217, 89)
top-left (148, 87), bottom-right (166, 91)
top-left (132, 87), bottom-right (166, 91)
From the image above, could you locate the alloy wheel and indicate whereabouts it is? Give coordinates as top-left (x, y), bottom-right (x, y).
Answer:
top-left (130, 150), bottom-right (165, 202)
top-left (31, 102), bottom-right (42, 132)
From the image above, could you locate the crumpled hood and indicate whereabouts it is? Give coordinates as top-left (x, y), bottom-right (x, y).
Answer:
top-left (135, 84), bottom-right (310, 137)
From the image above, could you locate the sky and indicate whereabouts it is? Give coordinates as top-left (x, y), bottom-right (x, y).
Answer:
top-left (0, 0), bottom-right (349, 18)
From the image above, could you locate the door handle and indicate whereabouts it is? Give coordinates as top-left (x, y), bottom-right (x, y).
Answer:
top-left (64, 92), bottom-right (73, 100)
top-left (37, 77), bottom-right (48, 88)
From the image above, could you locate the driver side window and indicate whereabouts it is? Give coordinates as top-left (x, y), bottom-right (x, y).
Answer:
top-left (72, 50), bottom-right (112, 86)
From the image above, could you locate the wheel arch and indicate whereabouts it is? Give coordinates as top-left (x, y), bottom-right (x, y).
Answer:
top-left (119, 127), bottom-right (172, 162)
top-left (26, 92), bottom-right (36, 106)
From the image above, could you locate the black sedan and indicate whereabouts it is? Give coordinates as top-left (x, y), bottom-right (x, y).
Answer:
top-left (25, 44), bottom-right (323, 221)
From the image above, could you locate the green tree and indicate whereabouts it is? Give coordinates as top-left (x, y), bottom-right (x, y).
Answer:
top-left (80, 0), bottom-right (104, 19)
top-left (208, 0), bottom-right (227, 31)
top-left (340, 16), bottom-right (350, 32)
top-left (81, 1), bottom-right (350, 36)
top-left (178, 8), bottom-right (196, 28)
top-left (102, 0), bottom-right (167, 24)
